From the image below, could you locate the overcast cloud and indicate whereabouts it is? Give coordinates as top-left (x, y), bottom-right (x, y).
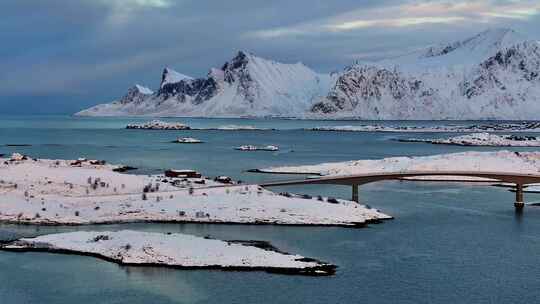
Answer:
top-left (1, 0), bottom-right (539, 114)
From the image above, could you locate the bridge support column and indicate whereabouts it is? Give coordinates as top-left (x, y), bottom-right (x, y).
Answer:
top-left (352, 184), bottom-right (359, 203)
top-left (515, 183), bottom-right (524, 211)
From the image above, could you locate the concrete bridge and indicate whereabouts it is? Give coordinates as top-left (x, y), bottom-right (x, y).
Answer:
top-left (260, 171), bottom-right (540, 211)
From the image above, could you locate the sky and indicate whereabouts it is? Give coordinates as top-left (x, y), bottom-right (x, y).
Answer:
top-left (1, 0), bottom-right (540, 114)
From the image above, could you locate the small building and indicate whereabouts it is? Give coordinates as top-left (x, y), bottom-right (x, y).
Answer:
top-left (70, 160), bottom-right (83, 167)
top-left (165, 169), bottom-right (202, 178)
top-left (214, 176), bottom-right (233, 184)
top-left (89, 160), bottom-right (106, 165)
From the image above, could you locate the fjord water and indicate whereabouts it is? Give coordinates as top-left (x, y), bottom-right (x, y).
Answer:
top-left (1, 115), bottom-right (540, 304)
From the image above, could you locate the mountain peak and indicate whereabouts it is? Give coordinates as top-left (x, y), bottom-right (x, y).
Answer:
top-left (160, 68), bottom-right (193, 88)
top-left (477, 28), bottom-right (519, 39)
top-left (221, 51), bottom-right (253, 71)
top-left (236, 50), bottom-right (250, 58)
top-left (134, 84), bottom-right (153, 95)
top-left (117, 84), bottom-right (153, 104)
top-left (422, 28), bottom-right (526, 59)
top-left (464, 27), bottom-right (525, 47)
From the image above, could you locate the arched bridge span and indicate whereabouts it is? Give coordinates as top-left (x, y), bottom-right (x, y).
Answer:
top-left (260, 171), bottom-right (540, 210)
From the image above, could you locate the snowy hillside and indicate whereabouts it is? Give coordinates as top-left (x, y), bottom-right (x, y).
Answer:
top-left (377, 28), bottom-right (526, 70)
top-left (311, 28), bottom-right (540, 119)
top-left (76, 51), bottom-right (334, 118)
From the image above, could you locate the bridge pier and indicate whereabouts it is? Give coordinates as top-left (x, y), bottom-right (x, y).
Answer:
top-left (352, 184), bottom-right (359, 203)
top-left (515, 183), bottom-right (524, 211)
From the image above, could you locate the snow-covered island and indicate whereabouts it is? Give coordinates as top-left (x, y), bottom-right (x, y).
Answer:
top-left (309, 122), bottom-right (540, 133)
top-left (254, 151), bottom-right (540, 181)
top-left (235, 145), bottom-right (279, 152)
top-left (171, 137), bottom-right (203, 144)
top-left (213, 125), bottom-right (275, 131)
top-left (0, 154), bottom-right (389, 226)
top-left (1, 230), bottom-right (336, 275)
top-left (400, 133), bottom-right (540, 147)
top-left (126, 120), bottom-right (190, 130)
top-left (126, 120), bottom-right (273, 131)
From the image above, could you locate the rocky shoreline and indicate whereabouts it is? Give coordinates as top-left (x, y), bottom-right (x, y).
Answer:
top-left (125, 120), bottom-right (274, 131)
top-left (398, 133), bottom-right (540, 147)
top-left (309, 122), bottom-right (540, 133)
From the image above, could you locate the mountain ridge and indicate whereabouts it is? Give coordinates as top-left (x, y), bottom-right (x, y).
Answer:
top-left (76, 28), bottom-right (540, 120)
top-left (76, 51), bottom-right (333, 118)
top-left (310, 28), bottom-right (540, 119)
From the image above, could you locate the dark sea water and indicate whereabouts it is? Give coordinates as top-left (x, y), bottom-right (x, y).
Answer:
top-left (1, 115), bottom-right (540, 304)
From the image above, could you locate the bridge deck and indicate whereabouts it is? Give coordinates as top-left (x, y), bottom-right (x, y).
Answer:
top-left (259, 171), bottom-right (540, 210)
top-left (260, 171), bottom-right (540, 187)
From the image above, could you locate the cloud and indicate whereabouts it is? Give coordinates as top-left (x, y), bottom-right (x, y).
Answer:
top-left (0, 44), bottom-right (191, 96)
top-left (98, 0), bottom-right (175, 26)
top-left (247, 0), bottom-right (540, 38)
top-left (107, 0), bottom-right (172, 7)
top-left (329, 16), bottom-right (467, 30)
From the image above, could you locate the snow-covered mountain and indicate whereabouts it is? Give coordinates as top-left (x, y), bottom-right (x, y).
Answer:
top-left (76, 51), bottom-right (334, 118)
top-left (310, 28), bottom-right (540, 119)
top-left (77, 29), bottom-right (540, 120)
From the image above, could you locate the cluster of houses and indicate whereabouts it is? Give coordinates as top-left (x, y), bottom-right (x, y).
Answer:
top-left (164, 169), bottom-right (234, 187)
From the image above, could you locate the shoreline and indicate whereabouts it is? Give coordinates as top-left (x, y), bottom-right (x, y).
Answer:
top-left (0, 246), bottom-right (338, 276)
top-left (0, 245), bottom-right (337, 276)
top-left (397, 133), bottom-right (540, 147)
top-left (249, 169), bottom-right (500, 183)
top-left (0, 216), bottom-right (392, 228)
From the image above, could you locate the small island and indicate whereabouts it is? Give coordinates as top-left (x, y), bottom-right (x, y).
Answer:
top-left (125, 120), bottom-right (273, 131)
top-left (1, 230), bottom-right (336, 275)
top-left (235, 145), bottom-right (279, 151)
top-left (213, 125), bottom-right (274, 131)
top-left (171, 137), bottom-right (203, 144)
top-left (126, 120), bottom-right (191, 130)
